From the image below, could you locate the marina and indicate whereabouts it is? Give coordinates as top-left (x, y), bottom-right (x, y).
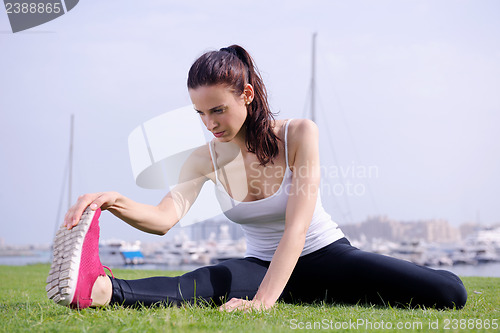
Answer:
top-left (2, 225), bottom-right (500, 278)
top-left (2, 251), bottom-right (500, 278)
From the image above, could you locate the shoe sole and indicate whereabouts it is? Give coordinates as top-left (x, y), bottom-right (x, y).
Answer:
top-left (46, 207), bottom-right (97, 306)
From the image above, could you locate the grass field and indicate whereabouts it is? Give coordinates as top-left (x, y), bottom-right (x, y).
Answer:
top-left (0, 264), bottom-right (499, 332)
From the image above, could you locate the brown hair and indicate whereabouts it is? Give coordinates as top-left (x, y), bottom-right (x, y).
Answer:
top-left (187, 45), bottom-right (280, 166)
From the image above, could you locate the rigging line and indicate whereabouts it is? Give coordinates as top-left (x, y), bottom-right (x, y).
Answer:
top-left (306, 108), bottom-right (347, 220)
top-left (311, 35), bottom-right (353, 223)
top-left (68, 114), bottom-right (74, 210)
top-left (305, 33), bottom-right (351, 223)
top-left (51, 151), bottom-right (70, 258)
top-left (316, 89), bottom-right (353, 224)
top-left (302, 35), bottom-right (347, 222)
top-left (303, 80), bottom-right (346, 220)
top-left (302, 83), bottom-right (312, 119)
top-left (311, 113), bottom-right (347, 221)
top-left (318, 47), bottom-right (381, 216)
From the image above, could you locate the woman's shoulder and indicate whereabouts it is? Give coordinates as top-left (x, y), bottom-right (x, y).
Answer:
top-left (182, 143), bottom-right (214, 178)
top-left (283, 119), bottom-right (319, 166)
top-left (285, 118), bottom-right (319, 140)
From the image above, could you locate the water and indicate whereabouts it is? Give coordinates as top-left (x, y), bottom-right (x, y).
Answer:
top-left (2, 254), bottom-right (500, 277)
top-left (0, 251), bottom-right (52, 266)
top-left (430, 262), bottom-right (500, 278)
top-left (0, 253), bottom-right (206, 272)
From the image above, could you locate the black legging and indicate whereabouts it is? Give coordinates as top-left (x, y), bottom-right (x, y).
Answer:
top-left (110, 237), bottom-right (467, 309)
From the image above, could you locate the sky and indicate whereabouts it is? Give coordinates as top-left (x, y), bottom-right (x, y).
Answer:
top-left (1, 0), bottom-right (499, 246)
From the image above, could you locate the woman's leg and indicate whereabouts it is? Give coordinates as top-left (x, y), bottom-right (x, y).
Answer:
top-left (109, 257), bottom-right (269, 307)
top-left (101, 237), bottom-right (468, 309)
top-left (282, 238), bottom-right (467, 309)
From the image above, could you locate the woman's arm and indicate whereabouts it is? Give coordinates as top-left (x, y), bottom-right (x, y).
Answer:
top-left (66, 191), bottom-right (177, 235)
top-left (221, 119), bottom-right (320, 311)
top-left (64, 145), bottom-right (211, 235)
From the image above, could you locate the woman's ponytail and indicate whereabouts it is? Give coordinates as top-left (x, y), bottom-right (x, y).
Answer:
top-left (187, 45), bottom-right (280, 166)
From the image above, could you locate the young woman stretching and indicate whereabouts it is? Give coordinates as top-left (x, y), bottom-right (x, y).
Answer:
top-left (47, 45), bottom-right (467, 312)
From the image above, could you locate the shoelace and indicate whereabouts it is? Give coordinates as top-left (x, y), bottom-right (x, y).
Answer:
top-left (103, 265), bottom-right (114, 279)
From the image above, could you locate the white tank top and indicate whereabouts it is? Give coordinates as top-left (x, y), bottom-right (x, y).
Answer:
top-left (208, 119), bottom-right (344, 261)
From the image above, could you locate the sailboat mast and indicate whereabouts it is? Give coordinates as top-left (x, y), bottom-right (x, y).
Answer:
top-left (68, 114), bottom-right (74, 210)
top-left (310, 32), bottom-right (317, 122)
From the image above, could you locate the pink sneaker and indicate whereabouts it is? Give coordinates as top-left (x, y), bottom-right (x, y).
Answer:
top-left (46, 207), bottom-right (108, 309)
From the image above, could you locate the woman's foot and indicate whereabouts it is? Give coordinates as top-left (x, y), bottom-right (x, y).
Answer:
top-left (46, 208), bottom-right (111, 309)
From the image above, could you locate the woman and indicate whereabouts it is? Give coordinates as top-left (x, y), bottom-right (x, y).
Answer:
top-left (47, 45), bottom-right (467, 312)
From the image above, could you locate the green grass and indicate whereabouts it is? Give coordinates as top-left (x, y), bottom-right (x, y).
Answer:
top-left (0, 264), bottom-right (499, 332)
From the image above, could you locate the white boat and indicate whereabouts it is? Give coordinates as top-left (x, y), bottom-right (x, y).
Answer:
top-left (99, 239), bottom-right (145, 266)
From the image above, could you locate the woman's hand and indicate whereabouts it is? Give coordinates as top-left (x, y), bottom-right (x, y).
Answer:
top-left (63, 192), bottom-right (120, 230)
top-left (219, 298), bottom-right (273, 313)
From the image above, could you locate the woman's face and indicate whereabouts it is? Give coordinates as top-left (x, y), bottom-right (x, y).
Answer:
top-left (189, 84), bottom-right (252, 143)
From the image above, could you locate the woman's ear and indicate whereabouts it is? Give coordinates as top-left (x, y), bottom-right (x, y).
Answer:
top-left (243, 83), bottom-right (254, 105)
